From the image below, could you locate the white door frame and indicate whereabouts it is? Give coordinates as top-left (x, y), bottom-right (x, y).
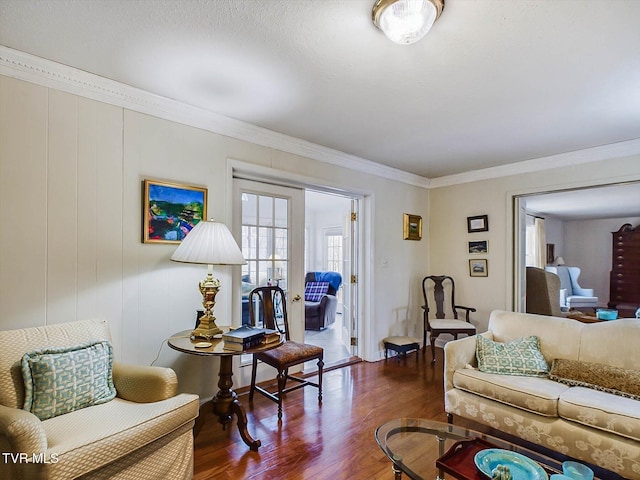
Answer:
top-left (226, 159), bottom-right (370, 360)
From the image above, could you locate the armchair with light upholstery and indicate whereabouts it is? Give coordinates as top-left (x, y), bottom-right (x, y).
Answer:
top-left (545, 265), bottom-right (598, 310)
top-left (304, 272), bottom-right (342, 331)
top-left (0, 319), bottom-right (199, 480)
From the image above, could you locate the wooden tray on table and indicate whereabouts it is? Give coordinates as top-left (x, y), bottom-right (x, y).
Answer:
top-left (436, 438), bottom-right (499, 480)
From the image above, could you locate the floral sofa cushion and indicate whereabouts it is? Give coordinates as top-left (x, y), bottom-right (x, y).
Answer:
top-left (558, 386), bottom-right (640, 442)
top-left (453, 367), bottom-right (568, 416)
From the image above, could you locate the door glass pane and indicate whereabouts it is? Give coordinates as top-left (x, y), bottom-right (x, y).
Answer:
top-left (259, 196), bottom-right (273, 227)
top-left (242, 193), bottom-right (257, 224)
top-left (242, 225), bottom-right (257, 260)
top-left (274, 260), bottom-right (287, 290)
top-left (258, 227), bottom-right (272, 259)
top-left (275, 228), bottom-right (287, 259)
top-left (258, 260), bottom-right (271, 285)
top-left (274, 197), bottom-right (287, 227)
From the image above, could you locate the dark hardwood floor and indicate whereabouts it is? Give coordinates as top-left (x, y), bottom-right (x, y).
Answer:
top-left (193, 348), bottom-right (450, 480)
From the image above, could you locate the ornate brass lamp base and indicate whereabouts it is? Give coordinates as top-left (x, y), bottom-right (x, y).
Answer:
top-left (191, 271), bottom-right (223, 340)
top-left (191, 313), bottom-right (223, 339)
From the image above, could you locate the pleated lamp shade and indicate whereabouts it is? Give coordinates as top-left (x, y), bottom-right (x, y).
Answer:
top-left (170, 220), bottom-right (246, 266)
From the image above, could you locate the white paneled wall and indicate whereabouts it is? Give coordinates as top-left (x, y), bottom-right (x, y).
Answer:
top-left (1, 74), bottom-right (432, 398)
top-left (0, 77), bottom-right (216, 396)
top-left (1, 77), bottom-right (48, 328)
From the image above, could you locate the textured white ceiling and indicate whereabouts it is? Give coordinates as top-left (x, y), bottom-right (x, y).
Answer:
top-left (1, 0), bottom-right (639, 179)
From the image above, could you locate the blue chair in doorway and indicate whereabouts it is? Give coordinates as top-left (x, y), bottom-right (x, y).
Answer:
top-left (304, 271), bottom-right (342, 330)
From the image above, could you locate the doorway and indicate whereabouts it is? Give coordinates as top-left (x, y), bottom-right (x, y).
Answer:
top-left (303, 190), bottom-right (359, 369)
top-left (512, 182), bottom-right (640, 313)
top-left (233, 176), bottom-right (362, 373)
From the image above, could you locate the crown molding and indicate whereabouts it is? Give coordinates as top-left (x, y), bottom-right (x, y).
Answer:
top-left (429, 138), bottom-right (640, 189)
top-left (2, 45), bottom-right (637, 191)
top-left (0, 45), bottom-right (430, 189)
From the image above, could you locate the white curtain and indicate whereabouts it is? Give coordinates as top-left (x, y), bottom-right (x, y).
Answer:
top-left (533, 217), bottom-right (546, 269)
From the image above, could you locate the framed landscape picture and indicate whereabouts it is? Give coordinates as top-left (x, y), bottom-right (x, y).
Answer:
top-left (469, 259), bottom-right (488, 277)
top-left (468, 240), bottom-right (488, 254)
top-left (143, 179), bottom-right (207, 244)
top-left (403, 214), bottom-right (422, 240)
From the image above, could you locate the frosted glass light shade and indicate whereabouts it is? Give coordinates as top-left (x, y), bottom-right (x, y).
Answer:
top-left (373, 0), bottom-right (443, 45)
top-left (171, 220), bottom-right (246, 265)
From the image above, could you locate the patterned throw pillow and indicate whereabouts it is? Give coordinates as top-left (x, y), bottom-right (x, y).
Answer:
top-left (549, 358), bottom-right (640, 401)
top-left (304, 282), bottom-right (330, 302)
top-left (22, 341), bottom-right (116, 420)
top-left (476, 335), bottom-right (549, 377)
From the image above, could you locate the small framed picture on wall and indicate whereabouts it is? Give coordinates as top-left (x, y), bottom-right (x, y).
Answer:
top-left (403, 213), bottom-right (422, 241)
top-left (469, 259), bottom-right (488, 277)
top-left (467, 215), bottom-right (488, 233)
top-left (468, 240), bottom-right (488, 254)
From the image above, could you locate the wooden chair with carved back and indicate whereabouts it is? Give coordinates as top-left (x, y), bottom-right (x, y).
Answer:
top-left (422, 275), bottom-right (476, 364)
top-left (248, 285), bottom-right (324, 419)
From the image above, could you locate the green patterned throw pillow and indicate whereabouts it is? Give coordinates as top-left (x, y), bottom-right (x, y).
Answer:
top-left (22, 341), bottom-right (116, 420)
top-left (476, 335), bottom-right (549, 377)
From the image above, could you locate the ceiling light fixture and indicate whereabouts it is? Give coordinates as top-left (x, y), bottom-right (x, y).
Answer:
top-left (372, 0), bottom-right (444, 45)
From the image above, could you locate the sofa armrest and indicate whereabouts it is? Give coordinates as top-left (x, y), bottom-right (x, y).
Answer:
top-left (443, 332), bottom-right (491, 392)
top-left (0, 404), bottom-right (47, 454)
top-left (113, 362), bottom-right (178, 403)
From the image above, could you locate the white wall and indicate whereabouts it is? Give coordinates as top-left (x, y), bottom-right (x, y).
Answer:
top-left (429, 156), bottom-right (640, 333)
top-left (307, 201), bottom-right (351, 273)
top-left (0, 75), bottom-right (429, 399)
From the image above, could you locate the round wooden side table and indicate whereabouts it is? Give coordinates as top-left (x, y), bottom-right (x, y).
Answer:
top-left (168, 329), bottom-right (283, 451)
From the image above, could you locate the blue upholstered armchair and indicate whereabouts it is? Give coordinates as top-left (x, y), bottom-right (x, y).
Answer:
top-left (545, 266), bottom-right (598, 310)
top-left (304, 272), bottom-right (342, 330)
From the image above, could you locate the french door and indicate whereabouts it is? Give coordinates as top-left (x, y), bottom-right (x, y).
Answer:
top-left (233, 179), bottom-right (305, 343)
top-left (342, 200), bottom-right (359, 355)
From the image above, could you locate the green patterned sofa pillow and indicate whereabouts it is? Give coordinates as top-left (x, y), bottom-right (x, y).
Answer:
top-left (476, 335), bottom-right (549, 377)
top-left (549, 358), bottom-right (640, 401)
top-left (22, 341), bottom-right (116, 420)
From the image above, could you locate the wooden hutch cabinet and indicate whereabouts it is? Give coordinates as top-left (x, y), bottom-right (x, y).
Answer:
top-left (608, 223), bottom-right (640, 317)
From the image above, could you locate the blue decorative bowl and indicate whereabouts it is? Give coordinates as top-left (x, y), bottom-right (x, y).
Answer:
top-left (596, 309), bottom-right (618, 320)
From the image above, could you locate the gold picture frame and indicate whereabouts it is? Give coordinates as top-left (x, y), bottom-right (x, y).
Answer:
top-left (143, 179), bottom-right (207, 244)
top-left (403, 214), bottom-right (422, 241)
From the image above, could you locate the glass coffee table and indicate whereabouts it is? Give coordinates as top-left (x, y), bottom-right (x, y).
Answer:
top-left (375, 418), bottom-right (609, 480)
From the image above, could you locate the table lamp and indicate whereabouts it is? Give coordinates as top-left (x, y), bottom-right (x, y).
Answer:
top-left (171, 219), bottom-right (246, 339)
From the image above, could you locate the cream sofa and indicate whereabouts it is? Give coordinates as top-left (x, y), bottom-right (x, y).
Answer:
top-left (0, 319), bottom-right (199, 480)
top-left (444, 310), bottom-right (640, 479)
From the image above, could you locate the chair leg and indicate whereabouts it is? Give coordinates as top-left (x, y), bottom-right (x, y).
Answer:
top-left (317, 358), bottom-right (324, 402)
top-left (249, 356), bottom-right (258, 400)
top-left (422, 330), bottom-right (427, 355)
top-left (276, 369), bottom-right (287, 419)
top-left (430, 334), bottom-right (437, 365)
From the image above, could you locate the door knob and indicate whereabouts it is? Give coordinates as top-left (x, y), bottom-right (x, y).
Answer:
top-left (292, 294), bottom-right (302, 302)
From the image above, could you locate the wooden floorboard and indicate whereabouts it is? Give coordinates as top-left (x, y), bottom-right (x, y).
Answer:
top-left (193, 348), bottom-right (451, 480)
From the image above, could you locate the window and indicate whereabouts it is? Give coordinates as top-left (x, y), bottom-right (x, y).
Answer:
top-left (525, 215), bottom-right (546, 268)
top-left (326, 232), bottom-right (342, 273)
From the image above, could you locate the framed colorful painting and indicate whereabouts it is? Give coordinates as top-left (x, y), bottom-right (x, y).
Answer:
top-left (143, 179), bottom-right (207, 244)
